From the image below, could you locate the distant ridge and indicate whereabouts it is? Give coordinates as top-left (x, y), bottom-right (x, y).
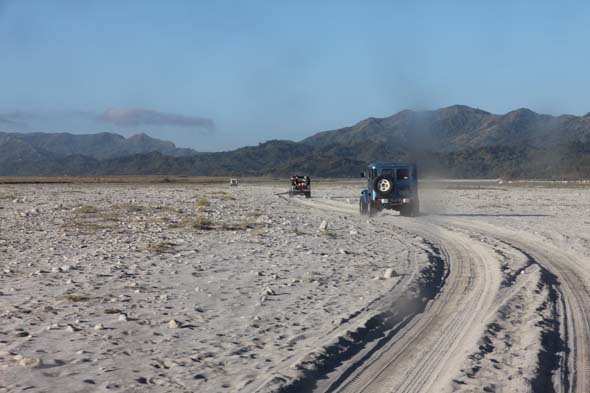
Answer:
top-left (0, 131), bottom-right (196, 161)
top-left (2, 105), bottom-right (590, 178)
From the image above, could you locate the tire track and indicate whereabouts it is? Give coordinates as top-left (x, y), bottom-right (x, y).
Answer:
top-left (247, 196), bottom-right (434, 393)
top-left (332, 219), bottom-right (499, 393)
top-left (277, 196), bottom-right (590, 392)
top-left (281, 197), bottom-right (501, 393)
top-left (442, 219), bottom-right (590, 393)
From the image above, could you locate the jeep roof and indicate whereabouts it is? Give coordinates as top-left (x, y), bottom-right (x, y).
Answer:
top-left (365, 162), bottom-right (418, 181)
top-left (367, 162), bottom-right (416, 169)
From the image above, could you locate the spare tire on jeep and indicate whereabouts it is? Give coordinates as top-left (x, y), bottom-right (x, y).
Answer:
top-left (373, 175), bottom-right (395, 197)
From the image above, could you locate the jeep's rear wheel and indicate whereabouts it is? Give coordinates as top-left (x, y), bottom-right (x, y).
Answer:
top-left (400, 203), bottom-right (419, 217)
top-left (359, 196), bottom-right (368, 215)
top-left (400, 204), bottom-right (410, 216)
top-left (413, 200), bottom-right (420, 216)
top-left (367, 201), bottom-right (379, 217)
top-left (305, 192), bottom-right (311, 199)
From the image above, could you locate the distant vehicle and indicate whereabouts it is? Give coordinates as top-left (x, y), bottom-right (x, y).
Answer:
top-left (289, 175), bottom-right (311, 198)
top-left (229, 178), bottom-right (239, 187)
top-left (359, 163), bottom-right (419, 217)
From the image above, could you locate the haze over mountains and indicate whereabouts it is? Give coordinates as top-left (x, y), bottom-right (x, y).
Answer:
top-left (303, 105), bottom-right (590, 153)
top-left (2, 105), bottom-right (590, 178)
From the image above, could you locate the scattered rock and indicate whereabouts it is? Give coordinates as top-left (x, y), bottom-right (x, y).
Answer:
top-left (18, 356), bottom-right (42, 368)
top-left (262, 287), bottom-right (276, 296)
top-left (383, 268), bottom-right (398, 279)
top-left (0, 184), bottom-right (430, 389)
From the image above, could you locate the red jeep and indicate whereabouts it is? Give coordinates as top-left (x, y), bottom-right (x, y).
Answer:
top-left (289, 175), bottom-right (311, 198)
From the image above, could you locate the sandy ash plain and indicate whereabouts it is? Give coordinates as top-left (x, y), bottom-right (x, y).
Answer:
top-left (0, 180), bottom-right (589, 393)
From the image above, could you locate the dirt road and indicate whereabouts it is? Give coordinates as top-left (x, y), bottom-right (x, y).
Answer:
top-left (282, 194), bottom-right (590, 393)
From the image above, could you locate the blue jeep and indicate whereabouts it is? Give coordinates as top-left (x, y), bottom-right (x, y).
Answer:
top-left (359, 163), bottom-right (419, 217)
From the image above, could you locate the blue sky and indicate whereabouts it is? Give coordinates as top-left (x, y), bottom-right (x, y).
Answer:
top-left (1, 0), bottom-right (589, 150)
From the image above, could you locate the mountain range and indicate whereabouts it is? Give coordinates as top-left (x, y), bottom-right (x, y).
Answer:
top-left (2, 105), bottom-right (590, 178)
top-left (302, 105), bottom-right (590, 152)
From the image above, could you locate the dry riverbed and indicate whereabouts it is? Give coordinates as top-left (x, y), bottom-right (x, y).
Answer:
top-left (0, 183), bottom-right (425, 393)
top-left (1, 182), bottom-right (590, 393)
